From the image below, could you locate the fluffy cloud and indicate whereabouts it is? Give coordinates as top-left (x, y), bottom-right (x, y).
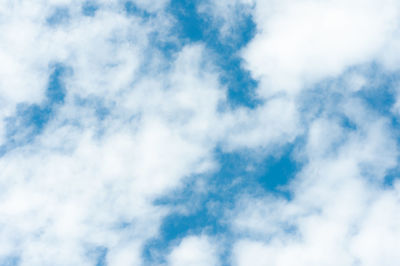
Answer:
top-left (167, 235), bottom-right (219, 266)
top-left (242, 0), bottom-right (400, 95)
top-left (0, 44), bottom-right (226, 266)
top-left (0, 1), bottom-right (226, 264)
top-left (205, 0), bottom-right (400, 95)
top-left (1, 0), bottom-right (400, 265)
top-left (230, 98), bottom-right (400, 266)
top-left (1, 1), bottom-right (293, 264)
top-left (194, 0), bottom-right (400, 264)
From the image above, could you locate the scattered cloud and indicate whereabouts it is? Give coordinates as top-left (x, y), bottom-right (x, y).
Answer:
top-left (1, 0), bottom-right (400, 265)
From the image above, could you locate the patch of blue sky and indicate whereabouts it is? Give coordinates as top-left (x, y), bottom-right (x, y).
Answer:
top-left (306, 63), bottom-right (400, 186)
top-left (95, 248), bottom-right (108, 266)
top-left (140, 2), bottom-right (303, 262)
top-left (355, 68), bottom-right (400, 186)
top-left (353, 64), bottom-right (400, 117)
top-left (124, 1), bottom-right (152, 19)
top-left (300, 89), bottom-right (359, 134)
top-left (46, 64), bottom-right (68, 105)
top-left (321, 63), bottom-right (400, 119)
top-left (123, 0), bottom-right (259, 108)
top-left (345, 65), bottom-right (400, 187)
top-left (143, 145), bottom-right (300, 264)
top-left (212, 145), bottom-right (300, 199)
top-left (355, 70), bottom-right (400, 187)
top-left (302, 63), bottom-right (400, 128)
top-left (384, 167), bottom-right (400, 187)
top-left (5, 103), bottom-right (51, 138)
top-left (46, 7), bottom-right (70, 26)
top-left (166, 0), bottom-right (259, 108)
top-left (73, 96), bottom-right (111, 121)
top-left (82, 1), bottom-right (99, 17)
top-left (0, 255), bottom-right (19, 266)
top-left (85, 246), bottom-right (108, 266)
top-left (0, 64), bottom-right (68, 155)
top-left (144, 60), bottom-right (400, 261)
top-left (143, 205), bottom-right (226, 265)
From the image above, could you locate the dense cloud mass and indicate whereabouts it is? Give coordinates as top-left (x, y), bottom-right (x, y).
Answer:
top-left (0, 0), bottom-right (400, 265)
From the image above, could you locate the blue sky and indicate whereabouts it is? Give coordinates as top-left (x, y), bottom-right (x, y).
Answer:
top-left (1, 0), bottom-right (400, 265)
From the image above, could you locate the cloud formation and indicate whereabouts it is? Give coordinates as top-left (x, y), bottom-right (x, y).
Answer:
top-left (0, 0), bottom-right (400, 265)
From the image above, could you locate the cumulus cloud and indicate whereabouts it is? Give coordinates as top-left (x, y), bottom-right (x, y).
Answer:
top-left (1, 0), bottom-right (400, 265)
top-left (230, 101), bottom-right (400, 266)
top-left (198, 0), bottom-right (400, 265)
top-left (167, 235), bottom-right (219, 266)
top-left (0, 1), bottom-right (294, 264)
top-left (207, 0), bottom-right (400, 95)
top-left (229, 95), bottom-right (400, 266)
top-left (0, 1), bottom-right (225, 264)
top-left (242, 0), bottom-right (400, 95)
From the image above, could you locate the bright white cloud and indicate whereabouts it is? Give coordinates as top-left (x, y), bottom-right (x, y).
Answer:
top-left (230, 99), bottom-right (400, 266)
top-left (0, 1), bottom-right (226, 264)
top-left (1, 0), bottom-right (400, 265)
top-left (167, 235), bottom-right (219, 266)
top-left (0, 43), bottom-right (227, 264)
top-left (192, 1), bottom-right (400, 264)
top-left (270, 0), bottom-right (396, 93)
top-left (230, 0), bottom-right (400, 95)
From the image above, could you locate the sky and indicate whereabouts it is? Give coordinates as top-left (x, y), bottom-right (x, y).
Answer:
top-left (0, 0), bottom-right (400, 265)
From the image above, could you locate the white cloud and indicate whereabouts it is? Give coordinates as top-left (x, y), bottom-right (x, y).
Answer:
top-left (263, 0), bottom-right (397, 93)
top-left (197, 0), bottom-right (253, 41)
top-left (222, 96), bottom-right (301, 150)
top-left (0, 1), bottom-right (228, 264)
top-left (208, 0), bottom-right (400, 96)
top-left (350, 185), bottom-right (400, 266)
top-left (230, 98), bottom-right (400, 266)
top-left (167, 235), bottom-right (219, 266)
top-left (203, 2), bottom-right (400, 262)
top-left (0, 42), bottom-right (227, 263)
top-left (2, 0), bottom-right (400, 265)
